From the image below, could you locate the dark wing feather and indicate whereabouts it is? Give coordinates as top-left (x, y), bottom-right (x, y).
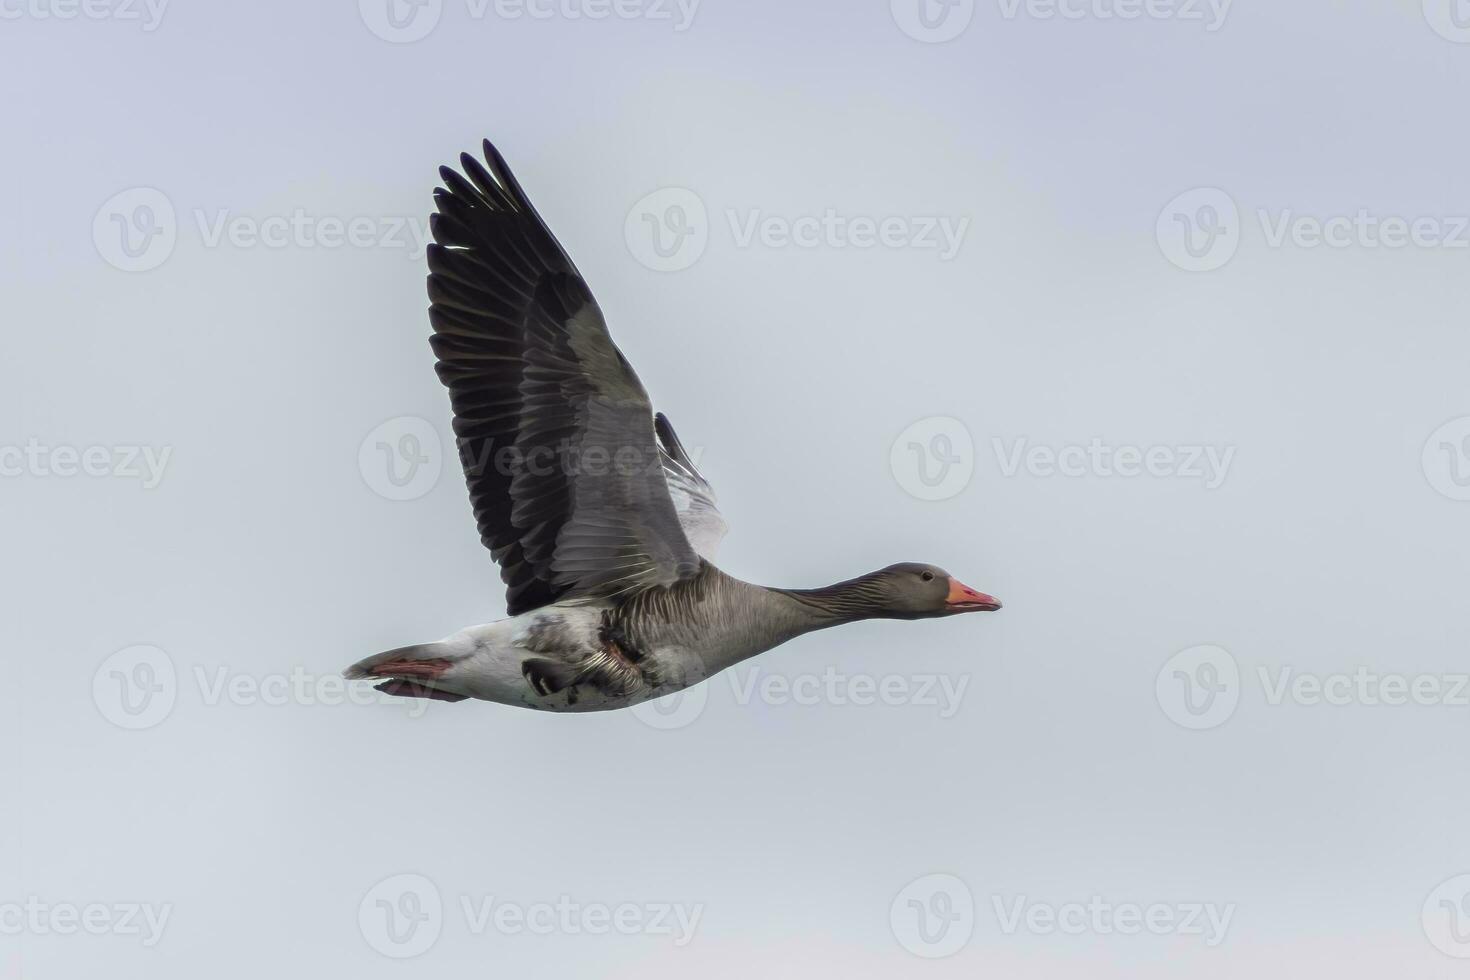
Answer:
top-left (428, 140), bottom-right (701, 615)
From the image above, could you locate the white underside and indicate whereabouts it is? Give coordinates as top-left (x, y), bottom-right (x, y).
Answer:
top-left (406, 603), bottom-right (695, 712)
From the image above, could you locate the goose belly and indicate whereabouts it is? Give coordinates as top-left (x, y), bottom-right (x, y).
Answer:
top-left (444, 606), bottom-right (698, 713)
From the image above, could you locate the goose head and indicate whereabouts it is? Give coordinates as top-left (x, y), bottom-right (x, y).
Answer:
top-left (852, 563), bottom-right (1002, 620)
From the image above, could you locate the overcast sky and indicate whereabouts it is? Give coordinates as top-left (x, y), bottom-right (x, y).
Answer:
top-left (4, 1), bottom-right (1470, 977)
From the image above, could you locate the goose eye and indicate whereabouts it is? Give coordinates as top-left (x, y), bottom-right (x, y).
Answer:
top-left (921, 571), bottom-right (934, 582)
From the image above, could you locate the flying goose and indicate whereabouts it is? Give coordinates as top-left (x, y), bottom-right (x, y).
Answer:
top-left (345, 140), bottom-right (1001, 712)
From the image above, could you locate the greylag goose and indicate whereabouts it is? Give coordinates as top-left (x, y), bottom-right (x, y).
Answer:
top-left (345, 140), bottom-right (1001, 712)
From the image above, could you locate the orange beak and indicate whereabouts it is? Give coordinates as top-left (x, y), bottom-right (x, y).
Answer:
top-left (946, 578), bottom-right (1002, 611)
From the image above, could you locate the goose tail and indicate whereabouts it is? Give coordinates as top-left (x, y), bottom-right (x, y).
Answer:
top-left (344, 640), bottom-right (472, 703)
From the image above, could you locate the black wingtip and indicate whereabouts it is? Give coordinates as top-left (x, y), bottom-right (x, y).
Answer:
top-left (654, 413), bottom-right (708, 487)
top-left (479, 139), bottom-right (528, 204)
top-left (654, 413), bottom-right (676, 450)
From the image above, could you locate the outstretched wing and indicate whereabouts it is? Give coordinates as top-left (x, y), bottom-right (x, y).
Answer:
top-left (428, 140), bottom-right (701, 615)
top-left (655, 413), bottom-right (728, 562)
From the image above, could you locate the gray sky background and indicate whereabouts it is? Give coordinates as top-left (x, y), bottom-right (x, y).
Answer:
top-left (5, 1), bottom-right (1470, 976)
